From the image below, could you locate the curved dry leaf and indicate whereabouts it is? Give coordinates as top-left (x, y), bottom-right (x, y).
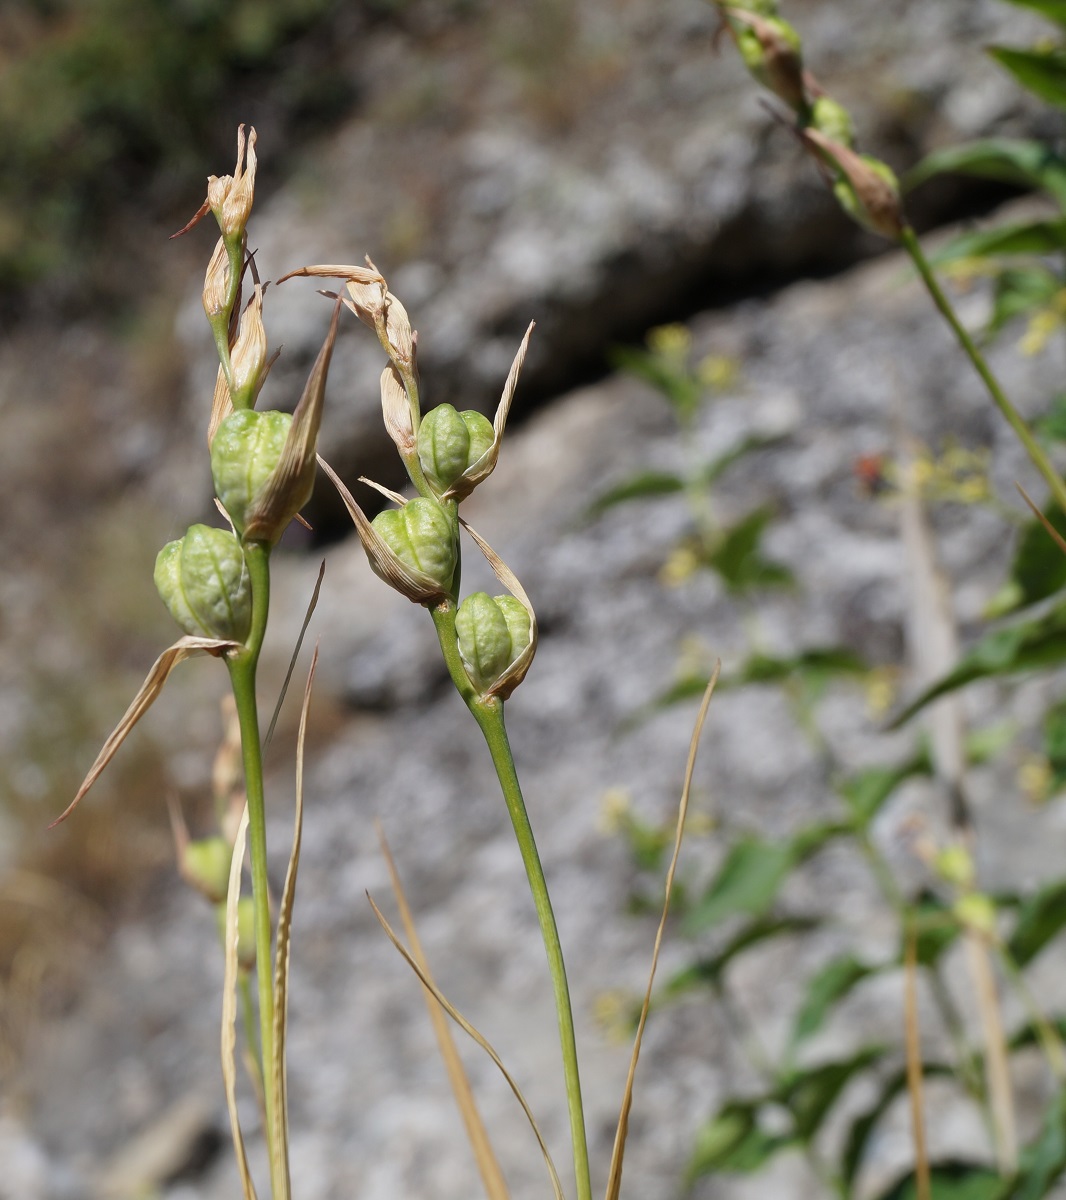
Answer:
top-left (51, 637), bottom-right (238, 827)
top-left (377, 825), bottom-right (509, 1200)
top-left (461, 323), bottom-right (535, 494)
top-left (459, 518), bottom-right (537, 699)
top-left (222, 805), bottom-right (258, 1200)
top-left (604, 663), bottom-right (720, 1200)
top-left (270, 650), bottom-right (318, 1200)
top-left (244, 300), bottom-right (341, 544)
top-left (380, 364), bottom-right (415, 457)
top-left (368, 894), bottom-right (563, 1200)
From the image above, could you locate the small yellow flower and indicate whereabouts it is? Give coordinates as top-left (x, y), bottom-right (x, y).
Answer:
top-left (1020, 308), bottom-right (1060, 357)
top-left (697, 354), bottom-right (740, 391)
top-left (593, 989), bottom-right (637, 1043)
top-left (864, 666), bottom-right (899, 719)
top-left (1018, 754), bottom-right (1052, 806)
top-left (659, 545), bottom-right (700, 587)
top-left (597, 788), bottom-right (633, 835)
top-left (647, 323), bottom-right (691, 359)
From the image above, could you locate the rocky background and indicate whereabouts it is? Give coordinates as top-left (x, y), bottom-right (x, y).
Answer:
top-left (2, 1), bottom-right (1065, 1197)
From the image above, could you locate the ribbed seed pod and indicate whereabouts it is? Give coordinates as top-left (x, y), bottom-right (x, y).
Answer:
top-left (456, 592), bottom-right (533, 693)
top-left (210, 409), bottom-right (292, 536)
top-left (417, 403), bottom-right (495, 496)
top-left (154, 524), bottom-right (251, 642)
top-left (371, 497), bottom-right (457, 595)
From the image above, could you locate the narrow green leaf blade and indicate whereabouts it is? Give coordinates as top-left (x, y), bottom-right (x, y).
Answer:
top-left (687, 1102), bottom-right (791, 1178)
top-left (780, 1046), bottom-right (885, 1142)
top-left (682, 837), bottom-right (796, 934)
top-left (989, 45), bottom-right (1066, 109)
top-left (872, 1162), bottom-right (1005, 1200)
top-left (663, 916), bottom-right (819, 999)
top-left (838, 751), bottom-right (933, 827)
top-left (586, 469), bottom-right (686, 516)
top-left (790, 954), bottom-right (880, 1049)
top-left (932, 219), bottom-right (1066, 264)
top-left (1008, 877), bottom-right (1066, 966)
top-left (890, 601), bottom-right (1066, 727)
top-left (998, 0), bottom-right (1066, 25)
top-left (906, 138), bottom-right (1066, 206)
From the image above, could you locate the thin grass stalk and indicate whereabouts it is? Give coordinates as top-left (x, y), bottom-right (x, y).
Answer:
top-left (904, 928), bottom-right (931, 1200)
top-left (226, 538), bottom-right (286, 1196)
top-left (900, 226), bottom-right (1066, 515)
top-left (377, 825), bottom-right (510, 1200)
top-left (965, 930), bottom-right (1017, 1174)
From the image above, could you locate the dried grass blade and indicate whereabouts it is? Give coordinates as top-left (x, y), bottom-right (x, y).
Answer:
top-left (1017, 484), bottom-right (1066, 557)
top-left (604, 662), bottom-right (720, 1200)
top-left (904, 928), bottom-right (930, 1200)
top-left (376, 825), bottom-right (510, 1200)
top-left (223, 805), bottom-right (258, 1200)
top-left (52, 636), bottom-right (238, 827)
top-left (269, 648), bottom-right (318, 1200)
top-left (367, 894), bottom-right (564, 1200)
top-left (266, 560), bottom-right (326, 746)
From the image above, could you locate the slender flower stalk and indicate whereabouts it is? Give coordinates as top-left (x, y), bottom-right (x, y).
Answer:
top-left (225, 538), bottom-right (286, 1193)
top-left (900, 225), bottom-right (1066, 516)
top-left (430, 602), bottom-right (593, 1200)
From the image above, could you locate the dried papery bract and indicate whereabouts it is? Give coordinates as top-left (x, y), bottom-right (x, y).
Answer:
top-left (718, 4), bottom-right (807, 113)
top-left (52, 637), bottom-right (240, 827)
top-left (243, 298), bottom-right (342, 544)
top-left (799, 126), bottom-right (904, 240)
top-left (230, 283), bottom-right (269, 410)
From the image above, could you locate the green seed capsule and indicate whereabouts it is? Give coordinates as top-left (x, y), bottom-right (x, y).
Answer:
top-left (417, 403), bottom-right (495, 495)
top-left (371, 497), bottom-right (456, 593)
top-left (210, 408), bottom-right (292, 535)
top-left (182, 836), bottom-right (233, 903)
top-left (154, 524), bottom-right (251, 642)
top-left (456, 592), bottom-right (532, 692)
top-left (810, 96), bottom-right (854, 148)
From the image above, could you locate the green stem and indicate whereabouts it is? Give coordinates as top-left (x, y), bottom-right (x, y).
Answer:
top-left (901, 225), bottom-right (1066, 515)
top-left (430, 602), bottom-right (592, 1200)
top-left (227, 538), bottom-right (286, 1196)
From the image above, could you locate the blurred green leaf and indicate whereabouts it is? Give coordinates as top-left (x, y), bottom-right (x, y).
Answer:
top-left (790, 954), bottom-right (882, 1051)
top-left (906, 138), bottom-right (1066, 207)
top-left (1045, 699), bottom-right (1066, 791)
top-left (842, 1064), bottom-right (956, 1188)
top-left (609, 343), bottom-right (703, 424)
top-left (781, 1046), bottom-right (886, 1142)
top-left (837, 751), bottom-right (933, 828)
top-left (998, 0), bottom-right (1066, 25)
top-left (697, 434), bottom-right (785, 488)
top-left (683, 837), bottom-right (797, 933)
top-left (683, 824), bottom-right (845, 935)
top-left (687, 1101), bottom-right (791, 1178)
top-left (932, 219), bottom-right (1066, 265)
top-left (989, 267), bottom-right (1063, 338)
top-left (987, 505), bottom-right (1066, 617)
top-left (890, 600), bottom-right (1066, 727)
top-left (906, 893), bottom-right (962, 968)
top-left (704, 508), bottom-right (793, 593)
top-left (873, 1162), bottom-right (1005, 1200)
top-left (989, 45), bottom-right (1066, 109)
top-left (663, 916), bottom-right (820, 997)
top-left (1008, 1085), bottom-right (1066, 1200)
top-left (585, 470), bottom-right (686, 517)
top-left (1008, 877), bottom-right (1066, 966)
top-left (729, 647), bottom-right (868, 688)
top-left (1036, 393), bottom-right (1066, 442)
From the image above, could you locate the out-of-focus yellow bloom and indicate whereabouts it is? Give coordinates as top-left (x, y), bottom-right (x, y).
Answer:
top-left (864, 666), bottom-right (899, 719)
top-left (1018, 754), bottom-right (1052, 806)
top-left (647, 323), bottom-right (691, 359)
top-left (593, 990), bottom-right (636, 1044)
top-left (697, 354), bottom-right (740, 391)
top-left (659, 545), bottom-right (700, 587)
top-left (597, 788), bottom-right (633, 835)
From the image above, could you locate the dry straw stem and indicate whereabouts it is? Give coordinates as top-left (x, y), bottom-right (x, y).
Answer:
top-left (367, 893), bottom-right (565, 1200)
top-left (376, 825), bottom-right (510, 1200)
top-left (903, 930), bottom-right (931, 1200)
top-left (52, 636), bottom-right (240, 827)
top-left (604, 662), bottom-right (720, 1200)
top-left (265, 560), bottom-right (326, 747)
top-left (222, 805), bottom-right (258, 1200)
top-left (266, 644), bottom-right (319, 1200)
